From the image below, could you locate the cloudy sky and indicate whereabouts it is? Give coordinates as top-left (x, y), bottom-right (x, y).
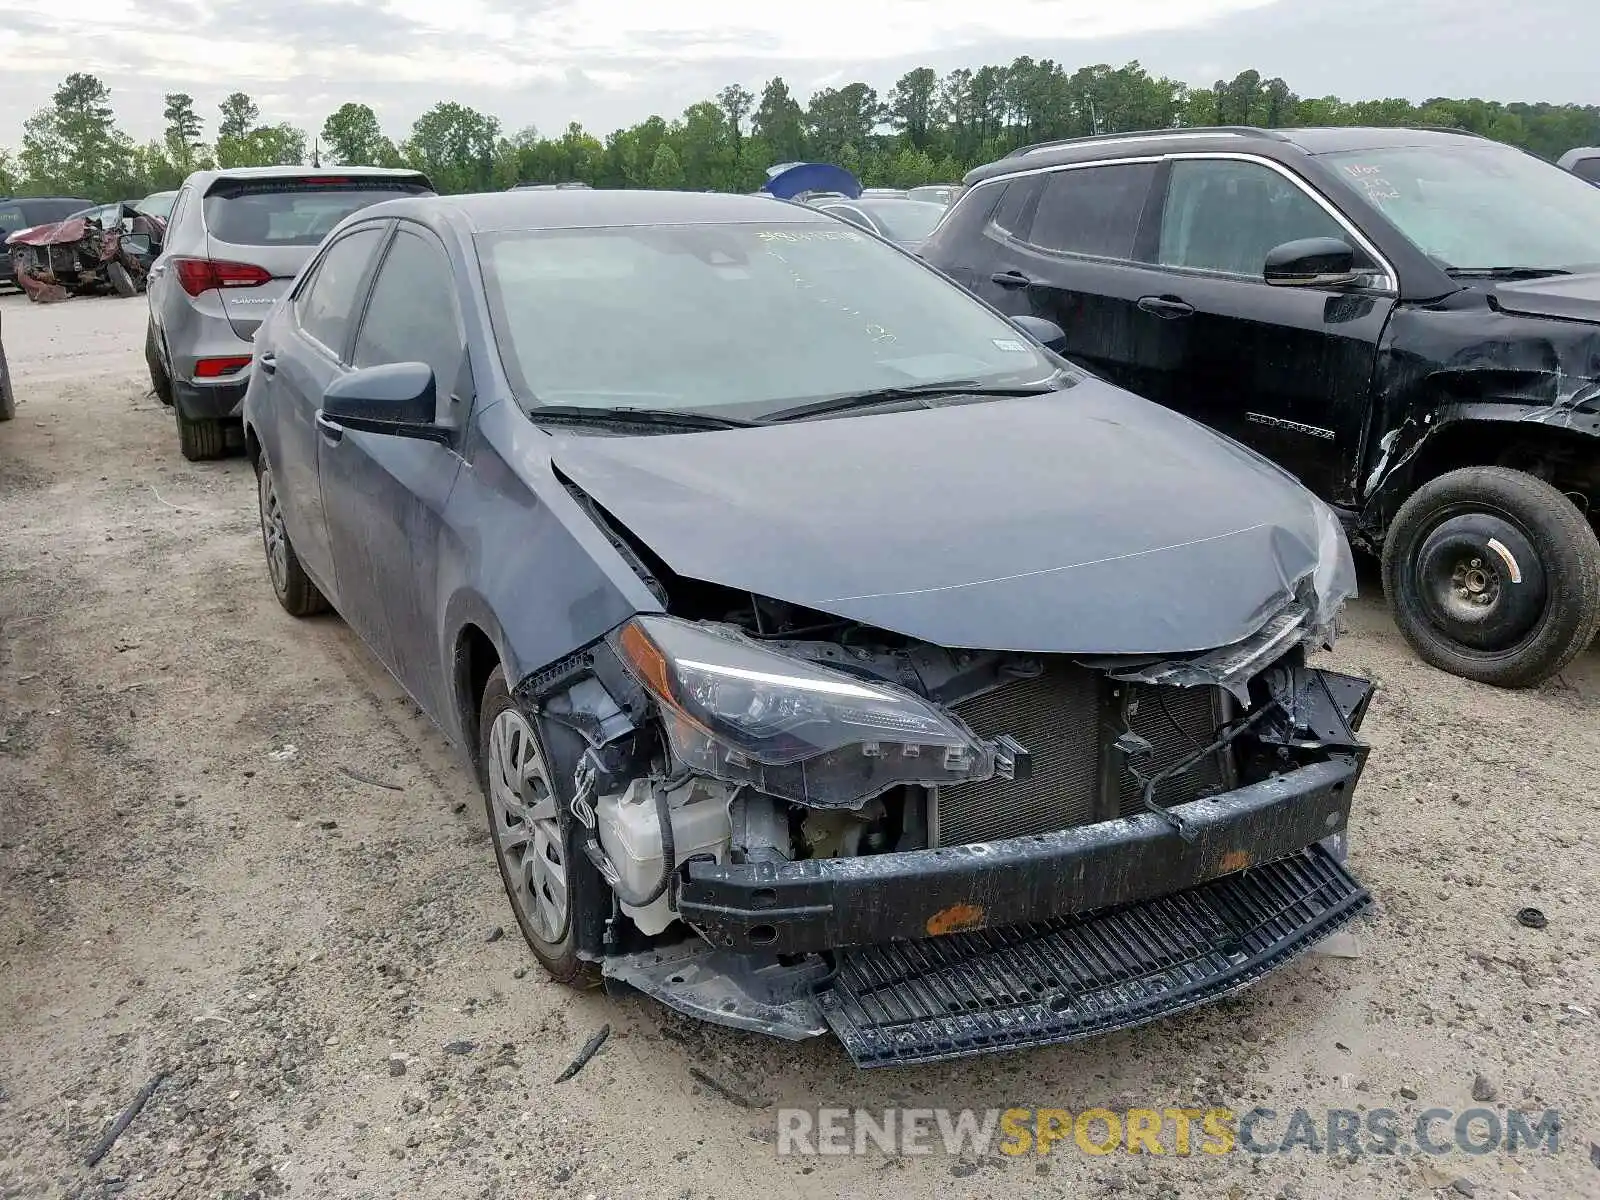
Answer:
top-left (0, 0), bottom-right (1593, 150)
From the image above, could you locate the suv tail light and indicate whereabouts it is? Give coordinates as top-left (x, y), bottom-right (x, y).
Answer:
top-left (172, 257), bottom-right (272, 296)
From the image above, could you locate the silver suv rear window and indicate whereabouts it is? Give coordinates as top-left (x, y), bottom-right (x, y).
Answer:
top-left (203, 177), bottom-right (431, 247)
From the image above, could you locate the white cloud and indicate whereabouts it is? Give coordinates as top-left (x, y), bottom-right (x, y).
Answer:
top-left (0, 0), bottom-right (1594, 151)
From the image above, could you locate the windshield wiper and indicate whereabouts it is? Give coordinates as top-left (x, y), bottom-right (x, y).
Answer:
top-left (528, 405), bottom-right (760, 431)
top-left (766, 378), bottom-right (1062, 424)
top-left (1444, 267), bottom-right (1572, 280)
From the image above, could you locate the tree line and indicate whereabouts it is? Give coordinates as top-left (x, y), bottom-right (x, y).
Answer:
top-left (5, 63), bottom-right (1599, 202)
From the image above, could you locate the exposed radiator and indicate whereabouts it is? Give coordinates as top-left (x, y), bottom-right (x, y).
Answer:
top-left (932, 661), bottom-right (1233, 847)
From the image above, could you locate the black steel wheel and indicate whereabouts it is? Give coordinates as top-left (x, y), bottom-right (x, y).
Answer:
top-left (1383, 466), bottom-right (1600, 687)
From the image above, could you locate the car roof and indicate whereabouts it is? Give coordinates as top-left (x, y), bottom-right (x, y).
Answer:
top-left (358, 189), bottom-right (838, 234)
top-left (1558, 147), bottom-right (1600, 168)
top-left (965, 125), bottom-right (1495, 183)
top-left (179, 165), bottom-right (430, 192)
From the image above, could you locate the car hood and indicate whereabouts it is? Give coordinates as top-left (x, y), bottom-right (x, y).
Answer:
top-left (549, 382), bottom-right (1331, 655)
top-left (1489, 271), bottom-right (1600, 324)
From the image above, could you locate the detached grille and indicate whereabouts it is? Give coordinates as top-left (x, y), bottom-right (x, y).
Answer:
top-left (933, 662), bottom-right (1233, 846)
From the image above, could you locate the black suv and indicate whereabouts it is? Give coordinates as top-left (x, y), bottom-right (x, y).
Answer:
top-left (923, 126), bottom-right (1600, 688)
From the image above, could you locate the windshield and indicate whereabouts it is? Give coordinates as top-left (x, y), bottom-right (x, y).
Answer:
top-left (203, 178), bottom-right (430, 247)
top-left (137, 191), bottom-right (177, 219)
top-left (478, 221), bottom-right (1060, 417)
top-left (1323, 142), bottom-right (1600, 271)
top-left (858, 199), bottom-right (946, 241)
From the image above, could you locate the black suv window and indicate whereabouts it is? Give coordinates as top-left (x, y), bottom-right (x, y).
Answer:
top-left (1023, 163), bottom-right (1156, 259)
top-left (352, 229), bottom-right (467, 400)
top-left (296, 226), bottom-right (385, 356)
top-left (1571, 157), bottom-right (1600, 185)
top-left (1158, 159), bottom-right (1348, 277)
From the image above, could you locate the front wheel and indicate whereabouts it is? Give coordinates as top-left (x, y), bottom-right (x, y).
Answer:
top-left (108, 261), bottom-right (138, 299)
top-left (479, 667), bottom-right (600, 989)
top-left (1383, 466), bottom-right (1600, 688)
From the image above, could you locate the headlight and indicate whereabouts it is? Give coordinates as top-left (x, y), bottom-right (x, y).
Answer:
top-left (1310, 501), bottom-right (1358, 638)
top-left (609, 615), bottom-right (994, 808)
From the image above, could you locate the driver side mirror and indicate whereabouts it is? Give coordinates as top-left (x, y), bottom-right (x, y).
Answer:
top-left (1010, 313), bottom-right (1068, 353)
top-left (1264, 237), bottom-right (1369, 288)
top-left (321, 362), bottom-right (447, 443)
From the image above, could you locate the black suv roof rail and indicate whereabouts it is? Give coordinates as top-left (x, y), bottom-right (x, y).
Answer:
top-left (1003, 126), bottom-right (1286, 159)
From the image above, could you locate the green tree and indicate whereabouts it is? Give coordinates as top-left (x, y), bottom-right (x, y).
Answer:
top-left (806, 84), bottom-right (881, 162)
top-left (888, 68), bottom-right (939, 149)
top-left (162, 93), bottom-right (206, 175)
top-left (753, 77), bottom-right (806, 163)
top-left (238, 123), bottom-right (306, 167)
top-left (321, 102), bottom-right (394, 166)
top-left (717, 84), bottom-right (755, 150)
top-left (679, 102), bottom-right (736, 190)
top-left (216, 92), bottom-right (261, 166)
top-left (19, 73), bottom-right (135, 198)
top-left (645, 143), bottom-right (684, 189)
top-left (402, 101), bottom-right (500, 193)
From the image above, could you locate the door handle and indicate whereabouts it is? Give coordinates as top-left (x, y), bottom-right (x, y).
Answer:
top-left (1137, 295), bottom-right (1195, 319)
top-left (991, 270), bottom-right (1033, 288)
top-left (315, 411), bottom-right (344, 443)
top-left (258, 352), bottom-right (276, 376)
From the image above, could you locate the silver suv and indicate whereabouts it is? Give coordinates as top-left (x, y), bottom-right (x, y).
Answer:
top-left (146, 166), bottom-right (433, 460)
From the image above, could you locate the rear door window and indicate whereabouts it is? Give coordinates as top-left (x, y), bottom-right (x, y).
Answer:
top-left (1572, 157), bottom-right (1600, 184)
top-left (1024, 163), bottom-right (1157, 259)
top-left (204, 178), bottom-right (431, 247)
top-left (295, 226), bottom-right (387, 358)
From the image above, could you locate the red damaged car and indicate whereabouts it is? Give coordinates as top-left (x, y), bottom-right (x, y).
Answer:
top-left (6, 201), bottom-right (162, 302)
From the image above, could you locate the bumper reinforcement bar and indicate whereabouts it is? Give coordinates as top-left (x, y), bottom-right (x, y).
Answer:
top-left (819, 843), bottom-right (1369, 1067)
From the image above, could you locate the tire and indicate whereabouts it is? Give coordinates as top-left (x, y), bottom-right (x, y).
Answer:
top-left (108, 260), bottom-right (137, 299)
top-left (1382, 466), bottom-right (1600, 688)
top-left (478, 666), bottom-right (601, 989)
top-left (0, 340), bottom-right (14, 422)
top-left (145, 323), bottom-right (173, 406)
top-left (176, 409), bottom-right (226, 461)
top-left (256, 458), bottom-right (330, 617)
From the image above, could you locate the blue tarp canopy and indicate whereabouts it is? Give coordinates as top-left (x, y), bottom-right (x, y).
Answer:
top-left (761, 162), bottom-right (862, 201)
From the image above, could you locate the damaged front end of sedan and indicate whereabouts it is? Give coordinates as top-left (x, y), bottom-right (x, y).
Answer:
top-left (508, 515), bottom-right (1372, 1067)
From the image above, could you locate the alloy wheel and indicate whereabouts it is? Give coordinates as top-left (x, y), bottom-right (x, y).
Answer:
top-left (487, 708), bottom-right (569, 944)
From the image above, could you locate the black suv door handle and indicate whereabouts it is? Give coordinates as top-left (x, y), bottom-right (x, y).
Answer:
top-left (991, 270), bottom-right (1033, 288)
top-left (1137, 295), bottom-right (1195, 319)
top-left (258, 352), bottom-right (276, 376)
top-left (315, 411), bottom-right (344, 444)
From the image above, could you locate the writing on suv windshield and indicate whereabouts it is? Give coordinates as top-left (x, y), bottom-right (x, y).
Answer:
top-left (1325, 144), bottom-right (1600, 271)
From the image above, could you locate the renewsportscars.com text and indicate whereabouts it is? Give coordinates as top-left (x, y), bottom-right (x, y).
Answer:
top-left (776, 1106), bottom-right (1563, 1158)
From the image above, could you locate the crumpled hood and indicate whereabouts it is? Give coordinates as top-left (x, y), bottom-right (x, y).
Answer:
top-left (550, 382), bottom-right (1330, 655)
top-left (1488, 271), bottom-right (1600, 325)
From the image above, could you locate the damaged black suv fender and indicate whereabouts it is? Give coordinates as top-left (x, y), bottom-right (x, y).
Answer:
top-left (925, 125), bottom-right (1600, 687)
top-left (242, 189), bottom-right (1376, 1066)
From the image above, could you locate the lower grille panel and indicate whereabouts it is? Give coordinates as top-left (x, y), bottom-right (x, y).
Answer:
top-left (820, 845), bottom-right (1369, 1067)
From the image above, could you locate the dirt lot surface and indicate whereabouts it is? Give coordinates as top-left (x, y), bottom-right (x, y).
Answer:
top-left (2, 291), bottom-right (1598, 1200)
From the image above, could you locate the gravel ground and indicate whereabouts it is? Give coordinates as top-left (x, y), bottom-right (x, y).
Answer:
top-left (1, 291), bottom-right (1598, 1200)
